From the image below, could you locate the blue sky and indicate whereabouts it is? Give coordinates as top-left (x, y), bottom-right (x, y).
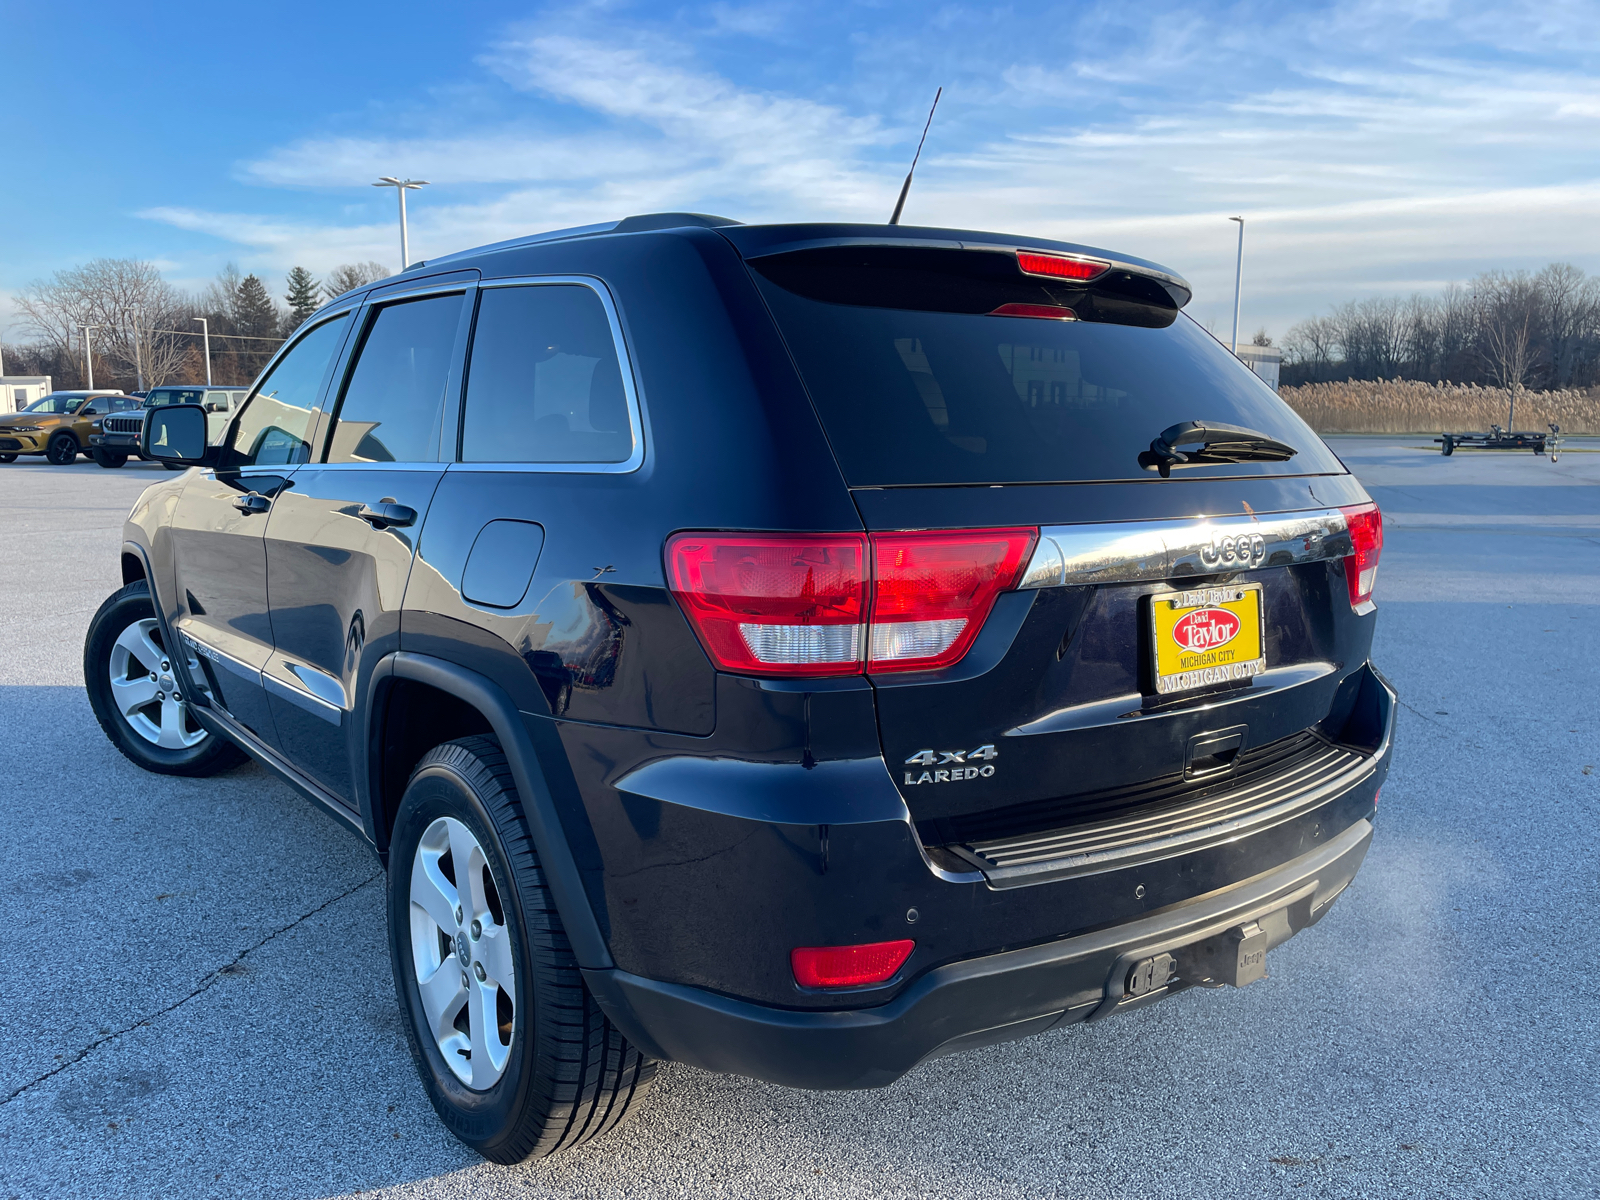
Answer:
top-left (6, 0), bottom-right (1600, 340)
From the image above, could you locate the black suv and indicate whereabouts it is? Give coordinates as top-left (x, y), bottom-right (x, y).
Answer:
top-left (84, 214), bottom-right (1393, 1162)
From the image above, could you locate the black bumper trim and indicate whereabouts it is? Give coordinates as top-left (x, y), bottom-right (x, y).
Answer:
top-left (584, 817), bottom-right (1372, 1090)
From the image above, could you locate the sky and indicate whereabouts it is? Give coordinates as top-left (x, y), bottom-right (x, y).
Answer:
top-left (5, 0), bottom-right (1600, 342)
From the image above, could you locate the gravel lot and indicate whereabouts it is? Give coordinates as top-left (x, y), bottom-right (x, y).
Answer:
top-left (1, 439), bottom-right (1596, 1200)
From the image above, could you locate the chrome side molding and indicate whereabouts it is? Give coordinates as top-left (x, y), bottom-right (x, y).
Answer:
top-left (1018, 508), bottom-right (1353, 590)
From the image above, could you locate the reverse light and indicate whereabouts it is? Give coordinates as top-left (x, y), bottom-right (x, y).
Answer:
top-left (1016, 251), bottom-right (1110, 282)
top-left (667, 528), bottom-right (1036, 678)
top-left (989, 302), bottom-right (1078, 321)
top-left (1339, 502), bottom-right (1383, 609)
top-left (791, 940), bottom-right (915, 989)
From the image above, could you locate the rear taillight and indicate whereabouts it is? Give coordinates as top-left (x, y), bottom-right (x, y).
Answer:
top-left (666, 527), bottom-right (1036, 678)
top-left (1016, 251), bottom-right (1110, 281)
top-left (791, 940), bottom-right (914, 989)
top-left (665, 534), bottom-right (867, 677)
top-left (868, 528), bottom-right (1035, 672)
top-left (1339, 502), bottom-right (1383, 608)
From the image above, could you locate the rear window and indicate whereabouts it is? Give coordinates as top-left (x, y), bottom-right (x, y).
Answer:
top-left (749, 247), bottom-right (1342, 486)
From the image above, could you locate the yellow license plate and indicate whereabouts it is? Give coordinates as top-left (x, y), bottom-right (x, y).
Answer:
top-left (1150, 584), bottom-right (1266, 695)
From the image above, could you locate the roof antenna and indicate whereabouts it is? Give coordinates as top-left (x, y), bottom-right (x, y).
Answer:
top-left (888, 87), bottom-right (942, 226)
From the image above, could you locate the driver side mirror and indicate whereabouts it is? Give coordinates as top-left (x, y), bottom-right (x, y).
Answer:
top-left (81, 407), bottom-right (99, 416)
top-left (143, 403), bottom-right (210, 465)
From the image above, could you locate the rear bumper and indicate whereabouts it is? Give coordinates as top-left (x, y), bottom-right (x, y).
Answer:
top-left (585, 816), bottom-right (1373, 1089)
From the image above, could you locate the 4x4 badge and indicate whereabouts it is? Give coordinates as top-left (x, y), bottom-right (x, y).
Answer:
top-left (903, 744), bottom-right (997, 785)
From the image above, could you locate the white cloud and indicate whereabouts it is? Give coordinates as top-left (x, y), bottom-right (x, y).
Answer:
top-left (139, 4), bottom-right (1600, 337)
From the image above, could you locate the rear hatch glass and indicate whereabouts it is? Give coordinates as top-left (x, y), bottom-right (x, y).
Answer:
top-left (748, 245), bottom-right (1343, 487)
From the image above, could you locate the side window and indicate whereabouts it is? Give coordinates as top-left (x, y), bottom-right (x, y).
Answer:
top-left (461, 284), bottom-right (633, 464)
top-left (202, 391), bottom-right (230, 413)
top-left (227, 314), bottom-right (349, 468)
top-left (325, 293), bottom-right (463, 464)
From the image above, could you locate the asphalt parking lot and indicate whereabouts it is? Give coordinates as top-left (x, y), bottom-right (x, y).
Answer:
top-left (1, 438), bottom-right (1596, 1200)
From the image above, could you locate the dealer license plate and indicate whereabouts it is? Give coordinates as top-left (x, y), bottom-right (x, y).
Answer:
top-left (1149, 584), bottom-right (1266, 695)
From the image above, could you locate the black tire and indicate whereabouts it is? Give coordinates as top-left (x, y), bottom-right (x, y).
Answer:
top-left (46, 432), bottom-right (80, 465)
top-left (388, 737), bottom-right (655, 1162)
top-left (1441, 439), bottom-right (1454, 456)
top-left (0, 453), bottom-right (15, 463)
top-left (83, 580), bottom-right (247, 777)
top-left (92, 449), bottom-right (129, 468)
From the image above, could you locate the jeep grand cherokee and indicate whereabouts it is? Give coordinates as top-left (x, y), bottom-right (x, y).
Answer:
top-left (84, 213), bottom-right (1392, 1162)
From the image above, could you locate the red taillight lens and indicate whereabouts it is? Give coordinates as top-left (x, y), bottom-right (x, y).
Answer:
top-left (791, 940), bottom-right (915, 989)
top-left (989, 302), bottom-right (1078, 321)
top-left (1339, 502), bottom-right (1383, 608)
top-left (1016, 251), bottom-right (1110, 281)
top-left (665, 533), bottom-right (868, 677)
top-left (868, 528), bottom-right (1036, 672)
top-left (669, 528), bottom-right (1037, 678)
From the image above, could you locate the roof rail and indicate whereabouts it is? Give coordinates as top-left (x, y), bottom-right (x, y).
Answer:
top-left (422, 213), bottom-right (743, 268)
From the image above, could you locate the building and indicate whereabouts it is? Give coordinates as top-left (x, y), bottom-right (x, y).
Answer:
top-left (0, 376), bottom-right (52, 413)
top-left (1235, 346), bottom-right (1281, 391)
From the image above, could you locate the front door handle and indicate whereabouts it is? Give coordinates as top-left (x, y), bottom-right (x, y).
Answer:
top-left (232, 492), bottom-right (271, 516)
top-left (356, 501), bottom-right (417, 530)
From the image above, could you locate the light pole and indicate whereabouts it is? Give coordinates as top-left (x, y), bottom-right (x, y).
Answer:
top-left (192, 317), bottom-right (212, 385)
top-left (372, 176), bottom-right (429, 269)
top-left (78, 324), bottom-right (101, 390)
top-left (1229, 216), bottom-right (1245, 356)
top-left (124, 307), bottom-right (145, 392)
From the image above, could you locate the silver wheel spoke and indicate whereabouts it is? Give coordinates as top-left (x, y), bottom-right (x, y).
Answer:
top-left (112, 621), bottom-right (163, 675)
top-left (417, 958), bottom-right (468, 1044)
top-left (112, 675), bottom-right (159, 716)
top-left (477, 926), bottom-right (515, 1003)
top-left (447, 821), bottom-right (489, 919)
top-left (410, 854), bottom-right (459, 934)
top-left (156, 697), bottom-right (188, 748)
top-left (467, 977), bottom-right (507, 1088)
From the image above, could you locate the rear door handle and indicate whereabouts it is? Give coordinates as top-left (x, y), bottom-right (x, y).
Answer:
top-left (232, 492), bottom-right (271, 515)
top-left (357, 501), bottom-right (417, 530)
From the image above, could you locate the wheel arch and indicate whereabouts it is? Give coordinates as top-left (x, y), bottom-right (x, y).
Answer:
top-left (364, 651), bottom-right (613, 971)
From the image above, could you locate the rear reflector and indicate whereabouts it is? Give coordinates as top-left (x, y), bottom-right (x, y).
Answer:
top-left (1338, 502), bottom-right (1383, 608)
top-left (989, 302), bottom-right (1078, 320)
top-left (667, 527), bottom-right (1036, 677)
top-left (1017, 251), bottom-right (1110, 282)
top-left (791, 940), bottom-right (915, 989)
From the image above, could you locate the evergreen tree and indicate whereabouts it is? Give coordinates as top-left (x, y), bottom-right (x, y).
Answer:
top-left (283, 267), bottom-right (321, 331)
top-left (233, 274), bottom-right (279, 379)
top-left (234, 274), bottom-right (277, 338)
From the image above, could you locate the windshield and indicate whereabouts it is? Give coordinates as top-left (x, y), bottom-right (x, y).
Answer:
top-left (23, 395), bottom-right (90, 415)
top-left (145, 388), bottom-right (205, 407)
top-left (750, 248), bottom-right (1343, 487)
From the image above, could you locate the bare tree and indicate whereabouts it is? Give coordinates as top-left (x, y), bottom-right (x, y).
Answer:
top-left (323, 261), bottom-right (392, 301)
top-left (1475, 271), bottom-right (1542, 426)
top-left (13, 259), bottom-right (192, 390)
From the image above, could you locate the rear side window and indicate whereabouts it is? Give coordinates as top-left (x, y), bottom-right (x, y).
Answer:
top-left (750, 247), bottom-right (1342, 486)
top-left (460, 284), bottom-right (633, 464)
top-left (227, 314), bottom-right (349, 468)
top-left (326, 293), bottom-right (463, 463)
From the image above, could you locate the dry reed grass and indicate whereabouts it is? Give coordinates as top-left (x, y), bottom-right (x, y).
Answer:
top-left (1278, 379), bottom-right (1600, 435)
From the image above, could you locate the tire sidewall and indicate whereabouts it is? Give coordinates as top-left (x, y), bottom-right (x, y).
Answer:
top-left (387, 760), bottom-right (538, 1153)
top-left (83, 583), bottom-right (225, 773)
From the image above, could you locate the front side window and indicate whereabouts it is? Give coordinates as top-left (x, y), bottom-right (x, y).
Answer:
top-left (226, 314), bottom-right (349, 469)
top-left (202, 391), bottom-right (232, 413)
top-left (325, 292), bottom-right (463, 464)
top-left (461, 284), bottom-right (633, 464)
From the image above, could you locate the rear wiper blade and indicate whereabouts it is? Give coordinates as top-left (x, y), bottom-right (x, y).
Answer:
top-left (1138, 421), bottom-right (1297, 478)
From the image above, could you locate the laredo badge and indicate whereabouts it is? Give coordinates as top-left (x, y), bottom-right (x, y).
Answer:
top-left (903, 744), bottom-right (997, 785)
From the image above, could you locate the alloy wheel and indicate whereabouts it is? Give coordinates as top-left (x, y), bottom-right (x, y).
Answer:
top-left (107, 618), bottom-right (208, 749)
top-left (410, 816), bottom-right (517, 1090)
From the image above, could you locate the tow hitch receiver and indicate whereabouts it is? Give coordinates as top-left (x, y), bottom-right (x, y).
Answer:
top-left (1185, 920), bottom-right (1270, 987)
